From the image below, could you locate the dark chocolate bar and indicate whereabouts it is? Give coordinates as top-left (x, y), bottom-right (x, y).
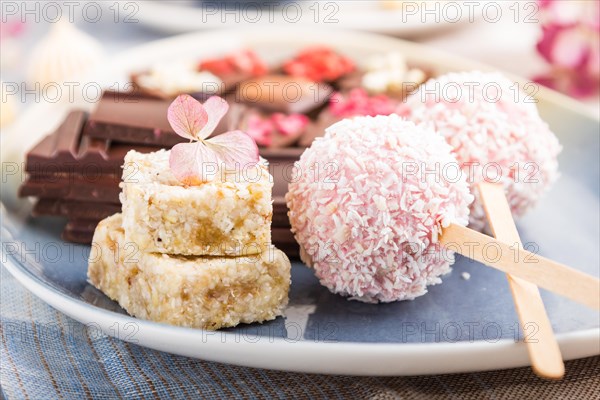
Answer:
top-left (272, 227), bottom-right (299, 258)
top-left (261, 147), bottom-right (302, 199)
top-left (83, 91), bottom-right (178, 146)
top-left (62, 228), bottom-right (94, 245)
top-left (236, 75), bottom-right (333, 115)
top-left (20, 174), bottom-right (121, 203)
top-left (26, 110), bottom-right (161, 175)
top-left (84, 91), bottom-right (244, 147)
top-left (272, 199), bottom-right (290, 228)
top-left (299, 110), bottom-right (340, 148)
top-left (62, 219), bottom-right (99, 244)
top-left (33, 199), bottom-right (120, 220)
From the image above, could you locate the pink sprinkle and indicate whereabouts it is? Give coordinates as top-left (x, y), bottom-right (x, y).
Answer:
top-left (271, 113), bottom-right (309, 136)
top-left (246, 113), bottom-right (309, 145)
top-left (329, 89), bottom-right (397, 118)
top-left (246, 114), bottom-right (273, 146)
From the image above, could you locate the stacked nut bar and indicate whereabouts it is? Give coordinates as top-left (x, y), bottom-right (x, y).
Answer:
top-left (88, 149), bottom-right (291, 329)
top-left (19, 91), bottom-right (301, 255)
top-left (120, 150), bottom-right (273, 256)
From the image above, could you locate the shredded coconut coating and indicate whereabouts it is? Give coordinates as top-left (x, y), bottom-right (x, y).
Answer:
top-left (405, 71), bottom-right (561, 230)
top-left (120, 149), bottom-right (273, 256)
top-left (88, 214), bottom-right (291, 330)
top-left (286, 115), bottom-right (472, 303)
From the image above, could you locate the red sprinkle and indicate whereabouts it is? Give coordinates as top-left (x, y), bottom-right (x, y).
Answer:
top-left (199, 49), bottom-right (267, 77)
top-left (283, 46), bottom-right (355, 82)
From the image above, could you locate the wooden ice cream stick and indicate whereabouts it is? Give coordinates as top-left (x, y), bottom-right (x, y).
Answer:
top-left (477, 182), bottom-right (564, 379)
top-left (439, 224), bottom-right (600, 311)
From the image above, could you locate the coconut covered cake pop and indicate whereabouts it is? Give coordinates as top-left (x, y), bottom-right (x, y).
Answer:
top-left (403, 71), bottom-right (562, 230)
top-left (286, 115), bottom-right (473, 303)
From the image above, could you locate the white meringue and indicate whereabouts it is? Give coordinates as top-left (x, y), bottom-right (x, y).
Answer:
top-left (27, 20), bottom-right (104, 87)
top-left (136, 62), bottom-right (223, 97)
top-left (0, 81), bottom-right (18, 129)
top-left (0, 38), bottom-right (22, 70)
top-left (361, 52), bottom-right (426, 95)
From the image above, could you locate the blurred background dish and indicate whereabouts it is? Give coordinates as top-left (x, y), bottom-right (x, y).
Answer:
top-left (135, 0), bottom-right (485, 36)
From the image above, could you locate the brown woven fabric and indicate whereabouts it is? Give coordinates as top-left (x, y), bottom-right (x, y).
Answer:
top-left (192, 356), bottom-right (600, 400)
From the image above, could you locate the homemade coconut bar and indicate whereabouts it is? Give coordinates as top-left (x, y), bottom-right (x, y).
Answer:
top-left (88, 214), bottom-right (291, 330)
top-left (120, 149), bottom-right (273, 256)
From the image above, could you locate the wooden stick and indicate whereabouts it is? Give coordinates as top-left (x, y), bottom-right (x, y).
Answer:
top-left (439, 224), bottom-right (600, 311)
top-left (478, 182), bottom-right (564, 379)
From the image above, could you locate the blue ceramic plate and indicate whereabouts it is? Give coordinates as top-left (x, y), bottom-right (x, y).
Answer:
top-left (2, 29), bottom-right (599, 375)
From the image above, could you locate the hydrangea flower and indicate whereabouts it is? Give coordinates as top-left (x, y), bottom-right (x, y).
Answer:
top-left (167, 95), bottom-right (259, 185)
top-left (534, 0), bottom-right (599, 97)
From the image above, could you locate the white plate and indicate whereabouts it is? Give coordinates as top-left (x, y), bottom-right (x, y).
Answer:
top-left (2, 28), bottom-right (599, 376)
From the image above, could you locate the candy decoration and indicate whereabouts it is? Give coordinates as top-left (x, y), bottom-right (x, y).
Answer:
top-left (283, 46), bottom-right (355, 83)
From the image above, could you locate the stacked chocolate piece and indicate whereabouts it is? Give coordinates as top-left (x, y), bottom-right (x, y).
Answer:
top-left (20, 106), bottom-right (153, 243)
top-left (21, 112), bottom-right (147, 242)
top-left (19, 91), bottom-right (301, 255)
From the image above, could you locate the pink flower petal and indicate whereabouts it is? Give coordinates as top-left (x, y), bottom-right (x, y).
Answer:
top-left (537, 24), bottom-right (561, 64)
top-left (533, 73), bottom-right (559, 91)
top-left (534, 0), bottom-right (599, 99)
top-left (169, 142), bottom-right (220, 185)
top-left (586, 42), bottom-right (600, 76)
top-left (205, 130), bottom-right (259, 168)
top-left (551, 27), bottom-right (588, 68)
top-left (167, 95), bottom-right (209, 140)
top-left (196, 96), bottom-right (229, 139)
top-left (538, 0), bottom-right (551, 10)
top-left (534, 70), bottom-right (599, 99)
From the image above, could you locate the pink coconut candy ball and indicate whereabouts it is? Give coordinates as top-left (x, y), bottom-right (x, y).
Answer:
top-left (404, 71), bottom-right (562, 230)
top-left (286, 115), bottom-right (473, 303)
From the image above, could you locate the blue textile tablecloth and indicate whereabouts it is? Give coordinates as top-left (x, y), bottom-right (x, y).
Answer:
top-left (1, 264), bottom-right (599, 400)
